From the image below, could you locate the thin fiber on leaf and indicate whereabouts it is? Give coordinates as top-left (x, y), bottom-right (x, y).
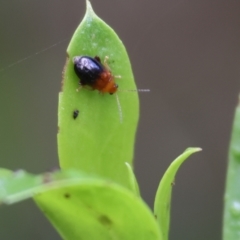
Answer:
top-left (58, 0), bottom-right (139, 190)
top-left (154, 148), bottom-right (201, 240)
top-left (223, 101), bottom-right (240, 240)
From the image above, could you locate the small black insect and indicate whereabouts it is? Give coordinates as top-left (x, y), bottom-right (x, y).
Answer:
top-left (73, 110), bottom-right (79, 119)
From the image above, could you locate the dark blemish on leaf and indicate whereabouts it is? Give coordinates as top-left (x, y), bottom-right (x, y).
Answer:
top-left (64, 193), bottom-right (71, 199)
top-left (98, 215), bottom-right (113, 227)
top-left (154, 214), bottom-right (157, 219)
top-left (171, 181), bottom-right (175, 187)
top-left (73, 110), bottom-right (79, 119)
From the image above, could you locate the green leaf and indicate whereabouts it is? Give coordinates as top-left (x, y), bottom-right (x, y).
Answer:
top-left (0, 169), bottom-right (92, 204)
top-left (0, 168), bottom-right (12, 178)
top-left (154, 148), bottom-right (202, 240)
top-left (0, 169), bottom-right (161, 240)
top-left (35, 178), bottom-right (161, 240)
top-left (223, 102), bottom-right (240, 239)
top-left (58, 0), bottom-right (139, 190)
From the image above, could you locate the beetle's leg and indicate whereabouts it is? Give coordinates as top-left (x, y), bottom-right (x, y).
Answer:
top-left (76, 82), bottom-right (83, 92)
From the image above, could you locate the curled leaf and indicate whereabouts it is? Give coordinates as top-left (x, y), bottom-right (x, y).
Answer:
top-left (154, 148), bottom-right (202, 240)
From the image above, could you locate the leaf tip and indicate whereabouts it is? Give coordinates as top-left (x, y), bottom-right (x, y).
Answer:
top-left (185, 147), bottom-right (202, 153)
top-left (86, 0), bottom-right (95, 16)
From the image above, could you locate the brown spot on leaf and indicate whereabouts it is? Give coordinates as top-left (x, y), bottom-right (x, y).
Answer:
top-left (98, 215), bottom-right (113, 227)
top-left (64, 193), bottom-right (71, 199)
top-left (61, 57), bottom-right (70, 90)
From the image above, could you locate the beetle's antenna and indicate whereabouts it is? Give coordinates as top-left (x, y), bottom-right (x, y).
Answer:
top-left (115, 93), bottom-right (123, 123)
top-left (119, 89), bottom-right (150, 93)
top-left (76, 85), bottom-right (83, 92)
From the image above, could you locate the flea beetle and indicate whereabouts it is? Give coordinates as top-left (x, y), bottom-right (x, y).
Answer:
top-left (73, 56), bottom-right (118, 94)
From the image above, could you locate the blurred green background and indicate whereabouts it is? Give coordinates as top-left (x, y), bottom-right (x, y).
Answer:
top-left (0, 0), bottom-right (240, 239)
